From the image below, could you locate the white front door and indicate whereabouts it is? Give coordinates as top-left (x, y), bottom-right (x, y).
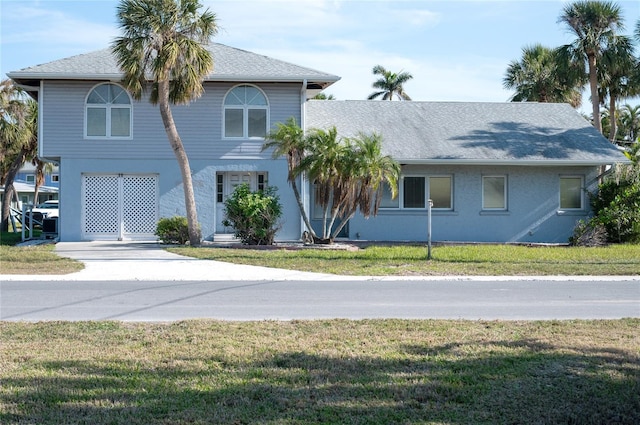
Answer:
top-left (215, 172), bottom-right (252, 233)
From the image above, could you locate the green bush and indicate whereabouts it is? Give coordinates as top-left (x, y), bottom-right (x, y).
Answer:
top-left (223, 184), bottom-right (282, 245)
top-left (590, 164), bottom-right (640, 243)
top-left (155, 216), bottom-right (190, 245)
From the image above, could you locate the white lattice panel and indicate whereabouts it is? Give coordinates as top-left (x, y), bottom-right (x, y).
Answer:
top-left (82, 174), bottom-right (158, 240)
top-left (122, 175), bottom-right (157, 235)
top-left (83, 175), bottom-right (119, 235)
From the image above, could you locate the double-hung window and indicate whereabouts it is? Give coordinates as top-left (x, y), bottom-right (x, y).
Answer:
top-left (482, 176), bottom-right (507, 210)
top-left (85, 83), bottom-right (132, 138)
top-left (559, 176), bottom-right (583, 209)
top-left (223, 85), bottom-right (268, 138)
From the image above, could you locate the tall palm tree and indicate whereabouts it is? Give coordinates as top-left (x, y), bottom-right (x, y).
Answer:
top-left (598, 35), bottom-right (636, 140)
top-left (504, 44), bottom-right (584, 107)
top-left (111, 0), bottom-right (218, 246)
top-left (262, 117), bottom-right (317, 239)
top-left (618, 103), bottom-right (640, 143)
top-left (558, 0), bottom-right (626, 133)
top-left (0, 80), bottom-right (38, 231)
top-left (367, 65), bottom-right (413, 101)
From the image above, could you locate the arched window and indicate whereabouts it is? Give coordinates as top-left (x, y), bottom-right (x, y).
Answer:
top-left (85, 83), bottom-right (132, 138)
top-left (223, 85), bottom-right (268, 138)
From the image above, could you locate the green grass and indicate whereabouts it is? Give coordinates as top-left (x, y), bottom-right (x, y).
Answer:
top-left (1, 319), bottom-right (638, 424)
top-left (169, 243), bottom-right (640, 276)
top-left (0, 243), bottom-right (83, 275)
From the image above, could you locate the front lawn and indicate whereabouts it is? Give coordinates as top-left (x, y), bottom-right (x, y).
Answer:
top-left (169, 243), bottom-right (640, 276)
top-left (1, 319), bottom-right (638, 424)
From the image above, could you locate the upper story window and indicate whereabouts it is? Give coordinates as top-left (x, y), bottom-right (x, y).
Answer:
top-left (85, 83), bottom-right (132, 138)
top-left (223, 85), bottom-right (268, 139)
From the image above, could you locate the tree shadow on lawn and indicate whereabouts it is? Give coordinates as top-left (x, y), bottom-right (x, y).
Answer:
top-left (2, 339), bottom-right (638, 425)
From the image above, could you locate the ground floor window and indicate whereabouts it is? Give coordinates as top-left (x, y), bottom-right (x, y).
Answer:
top-left (560, 176), bottom-right (583, 209)
top-left (482, 175), bottom-right (507, 210)
top-left (381, 175), bottom-right (453, 210)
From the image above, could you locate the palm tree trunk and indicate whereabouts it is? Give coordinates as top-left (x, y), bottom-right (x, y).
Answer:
top-left (588, 53), bottom-right (602, 133)
top-left (290, 174), bottom-right (317, 238)
top-left (608, 96), bottom-right (617, 141)
top-left (1, 148), bottom-right (28, 232)
top-left (157, 79), bottom-right (201, 246)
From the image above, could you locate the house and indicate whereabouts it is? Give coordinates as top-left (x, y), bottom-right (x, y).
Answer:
top-left (7, 43), bottom-right (629, 243)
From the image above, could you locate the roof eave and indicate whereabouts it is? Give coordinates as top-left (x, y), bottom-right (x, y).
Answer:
top-left (395, 158), bottom-right (632, 166)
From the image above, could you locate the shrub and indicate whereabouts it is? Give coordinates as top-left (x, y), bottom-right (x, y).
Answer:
top-left (569, 219), bottom-right (608, 247)
top-left (155, 216), bottom-right (190, 245)
top-left (223, 184), bottom-right (282, 245)
top-left (590, 164), bottom-right (640, 243)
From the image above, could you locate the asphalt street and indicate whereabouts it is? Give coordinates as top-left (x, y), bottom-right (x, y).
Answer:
top-left (1, 241), bottom-right (638, 321)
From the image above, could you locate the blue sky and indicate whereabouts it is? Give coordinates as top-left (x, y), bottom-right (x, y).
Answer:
top-left (2, 0), bottom-right (639, 109)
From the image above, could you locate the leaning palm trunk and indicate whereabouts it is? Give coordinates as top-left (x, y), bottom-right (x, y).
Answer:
top-left (158, 78), bottom-right (201, 246)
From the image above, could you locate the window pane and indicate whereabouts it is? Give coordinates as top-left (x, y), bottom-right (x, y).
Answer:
top-left (111, 86), bottom-right (131, 104)
top-left (224, 87), bottom-right (245, 105)
top-left (87, 108), bottom-right (106, 136)
top-left (87, 85), bottom-right (108, 104)
top-left (246, 87), bottom-right (267, 105)
top-left (483, 176), bottom-right (505, 209)
top-left (429, 176), bottom-right (451, 209)
top-left (380, 181), bottom-right (399, 208)
top-left (111, 107), bottom-right (131, 137)
top-left (403, 177), bottom-right (425, 208)
top-left (560, 177), bottom-right (582, 209)
top-left (248, 109), bottom-right (266, 137)
top-left (225, 109), bottom-right (244, 137)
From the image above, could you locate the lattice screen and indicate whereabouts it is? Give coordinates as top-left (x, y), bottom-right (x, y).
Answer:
top-left (82, 174), bottom-right (158, 239)
top-left (122, 175), bottom-right (157, 235)
top-left (83, 175), bottom-right (119, 235)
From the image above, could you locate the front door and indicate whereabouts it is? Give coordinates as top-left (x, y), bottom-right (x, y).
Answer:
top-left (215, 172), bottom-right (253, 233)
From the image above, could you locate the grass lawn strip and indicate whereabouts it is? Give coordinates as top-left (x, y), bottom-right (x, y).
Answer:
top-left (1, 319), bottom-right (638, 424)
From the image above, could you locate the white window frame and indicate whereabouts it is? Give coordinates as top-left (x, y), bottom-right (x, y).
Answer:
top-left (25, 174), bottom-right (35, 183)
top-left (482, 175), bottom-right (508, 211)
top-left (380, 175), bottom-right (453, 211)
top-left (51, 174), bottom-right (60, 183)
top-left (222, 84), bottom-right (269, 139)
top-left (559, 176), bottom-right (584, 210)
top-left (85, 83), bottom-right (132, 139)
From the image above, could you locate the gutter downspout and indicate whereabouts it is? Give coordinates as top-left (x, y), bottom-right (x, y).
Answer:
top-left (299, 79), bottom-right (308, 239)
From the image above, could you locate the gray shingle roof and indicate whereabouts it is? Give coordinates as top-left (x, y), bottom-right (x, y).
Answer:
top-left (305, 100), bottom-right (629, 165)
top-left (8, 43), bottom-right (340, 88)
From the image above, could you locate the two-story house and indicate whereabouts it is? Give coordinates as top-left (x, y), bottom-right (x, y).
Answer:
top-left (7, 43), bottom-right (629, 243)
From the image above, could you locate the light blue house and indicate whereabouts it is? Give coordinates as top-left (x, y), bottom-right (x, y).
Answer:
top-left (7, 43), bottom-right (628, 243)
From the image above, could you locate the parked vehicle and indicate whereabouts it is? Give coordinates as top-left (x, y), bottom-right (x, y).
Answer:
top-left (31, 200), bottom-right (59, 218)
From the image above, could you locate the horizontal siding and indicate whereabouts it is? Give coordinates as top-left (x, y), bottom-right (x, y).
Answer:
top-left (41, 81), bottom-right (302, 160)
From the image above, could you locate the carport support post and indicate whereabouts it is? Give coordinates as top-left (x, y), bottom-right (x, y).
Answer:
top-left (427, 199), bottom-right (433, 260)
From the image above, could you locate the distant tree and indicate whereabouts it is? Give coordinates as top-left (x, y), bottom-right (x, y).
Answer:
top-left (111, 0), bottom-right (218, 246)
top-left (313, 93), bottom-right (335, 100)
top-left (1, 80), bottom-right (38, 232)
top-left (557, 0), bottom-right (626, 133)
top-left (504, 44), bottom-right (584, 107)
top-left (367, 65), bottom-right (413, 101)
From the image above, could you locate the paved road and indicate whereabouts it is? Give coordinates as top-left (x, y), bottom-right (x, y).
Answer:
top-left (2, 279), bottom-right (638, 321)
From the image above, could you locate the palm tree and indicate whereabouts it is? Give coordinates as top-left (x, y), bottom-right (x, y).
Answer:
top-left (558, 0), bottom-right (626, 133)
top-left (262, 117), bottom-right (317, 239)
top-left (598, 35), bottom-right (636, 140)
top-left (504, 44), bottom-right (584, 107)
top-left (0, 80), bottom-right (38, 232)
top-left (618, 104), bottom-right (640, 143)
top-left (367, 65), bottom-right (413, 101)
top-left (111, 0), bottom-right (218, 246)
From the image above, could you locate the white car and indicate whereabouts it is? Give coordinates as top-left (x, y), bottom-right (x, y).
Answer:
top-left (31, 200), bottom-right (59, 219)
